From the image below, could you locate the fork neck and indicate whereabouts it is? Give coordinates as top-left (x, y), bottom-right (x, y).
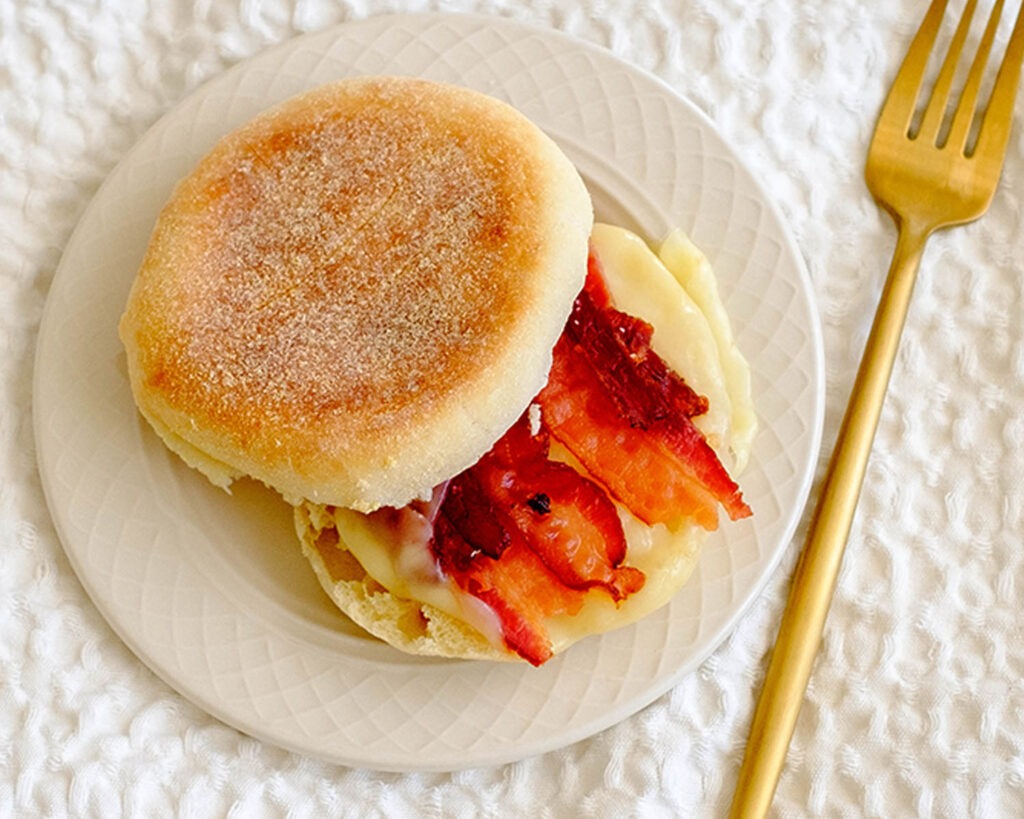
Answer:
top-left (895, 214), bottom-right (933, 246)
top-left (890, 216), bottom-right (932, 288)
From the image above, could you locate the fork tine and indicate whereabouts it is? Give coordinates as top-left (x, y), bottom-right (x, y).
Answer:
top-left (876, 0), bottom-right (950, 134)
top-left (918, 0), bottom-right (979, 142)
top-left (970, 1), bottom-right (1024, 160)
top-left (946, 0), bottom-right (1008, 152)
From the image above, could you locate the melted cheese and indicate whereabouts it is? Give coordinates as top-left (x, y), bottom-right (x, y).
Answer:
top-left (589, 223), bottom-right (732, 451)
top-left (657, 228), bottom-right (757, 472)
top-left (330, 223), bottom-right (755, 656)
top-left (328, 504), bottom-right (505, 646)
top-left (542, 440), bottom-right (705, 652)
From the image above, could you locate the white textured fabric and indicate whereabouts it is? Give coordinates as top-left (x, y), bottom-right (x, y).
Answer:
top-left (5, 0), bottom-right (1024, 816)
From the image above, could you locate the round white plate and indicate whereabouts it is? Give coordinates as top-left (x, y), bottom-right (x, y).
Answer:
top-left (34, 13), bottom-right (824, 772)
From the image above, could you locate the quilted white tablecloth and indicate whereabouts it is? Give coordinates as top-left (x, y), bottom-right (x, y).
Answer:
top-left (6, 0), bottom-right (1024, 816)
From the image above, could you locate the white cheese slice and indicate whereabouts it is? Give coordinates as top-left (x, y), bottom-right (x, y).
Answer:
top-left (588, 223), bottom-right (733, 453)
top-left (657, 228), bottom-right (757, 471)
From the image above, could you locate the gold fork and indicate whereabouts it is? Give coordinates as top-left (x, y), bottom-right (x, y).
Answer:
top-left (728, 1), bottom-right (1024, 816)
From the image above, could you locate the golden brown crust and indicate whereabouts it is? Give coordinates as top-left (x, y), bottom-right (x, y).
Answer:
top-left (120, 76), bottom-right (592, 509)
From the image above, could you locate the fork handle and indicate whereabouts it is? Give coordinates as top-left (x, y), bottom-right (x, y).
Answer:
top-left (728, 218), bottom-right (931, 819)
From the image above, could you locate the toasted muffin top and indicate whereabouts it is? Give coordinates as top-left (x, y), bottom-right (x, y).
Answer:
top-left (120, 76), bottom-right (592, 510)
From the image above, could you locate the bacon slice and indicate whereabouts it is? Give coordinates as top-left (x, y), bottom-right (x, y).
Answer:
top-left (438, 471), bottom-right (511, 563)
top-left (476, 418), bottom-right (644, 600)
top-left (435, 514), bottom-right (581, 667)
top-left (581, 251), bottom-right (709, 424)
top-left (430, 415), bottom-right (644, 664)
top-left (537, 262), bottom-right (751, 530)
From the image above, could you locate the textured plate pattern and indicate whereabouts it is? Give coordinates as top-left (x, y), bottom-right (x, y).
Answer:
top-left (33, 13), bottom-right (824, 771)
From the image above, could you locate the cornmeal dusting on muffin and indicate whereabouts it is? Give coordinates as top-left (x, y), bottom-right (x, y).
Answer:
top-left (120, 76), bottom-right (593, 511)
top-left (146, 89), bottom-right (544, 435)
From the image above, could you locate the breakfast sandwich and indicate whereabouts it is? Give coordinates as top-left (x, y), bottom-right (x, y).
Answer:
top-left (119, 75), bottom-right (756, 666)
